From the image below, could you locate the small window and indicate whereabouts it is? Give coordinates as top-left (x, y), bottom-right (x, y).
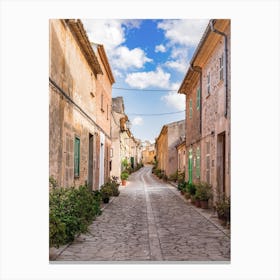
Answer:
top-left (189, 99), bottom-right (193, 119)
top-left (74, 137), bottom-right (80, 177)
top-left (207, 73), bottom-right (211, 94)
top-left (196, 87), bottom-right (201, 110)
top-left (219, 55), bottom-right (224, 81)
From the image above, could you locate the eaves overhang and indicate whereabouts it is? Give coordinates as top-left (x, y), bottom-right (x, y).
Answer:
top-left (65, 19), bottom-right (103, 75)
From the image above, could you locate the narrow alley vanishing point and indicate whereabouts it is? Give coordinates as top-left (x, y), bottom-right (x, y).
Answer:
top-left (54, 166), bottom-right (230, 262)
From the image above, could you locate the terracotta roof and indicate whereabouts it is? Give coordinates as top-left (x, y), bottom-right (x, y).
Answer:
top-left (65, 19), bottom-right (103, 75)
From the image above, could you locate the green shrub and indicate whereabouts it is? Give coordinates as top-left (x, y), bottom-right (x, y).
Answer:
top-left (178, 181), bottom-right (187, 192)
top-left (216, 194), bottom-right (230, 223)
top-left (49, 185), bottom-right (101, 248)
top-left (186, 182), bottom-right (196, 196)
top-left (100, 184), bottom-right (113, 201)
top-left (195, 182), bottom-right (213, 201)
top-left (121, 171), bottom-right (129, 180)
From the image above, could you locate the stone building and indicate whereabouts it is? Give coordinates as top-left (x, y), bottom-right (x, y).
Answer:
top-left (155, 120), bottom-right (185, 177)
top-left (176, 139), bottom-right (186, 174)
top-left (111, 97), bottom-right (142, 177)
top-left (142, 141), bottom-right (156, 164)
top-left (178, 19), bottom-right (231, 199)
top-left (111, 96), bottom-right (129, 177)
top-left (49, 19), bottom-right (115, 190)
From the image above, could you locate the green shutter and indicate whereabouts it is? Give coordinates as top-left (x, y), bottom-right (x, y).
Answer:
top-left (189, 99), bottom-right (192, 119)
top-left (196, 87), bottom-right (200, 110)
top-left (74, 137), bottom-right (80, 177)
top-left (196, 147), bottom-right (200, 178)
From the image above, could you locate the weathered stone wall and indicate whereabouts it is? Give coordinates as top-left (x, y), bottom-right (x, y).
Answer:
top-left (167, 120), bottom-right (185, 176)
top-left (49, 19), bottom-right (112, 190)
top-left (201, 22), bottom-right (231, 198)
top-left (186, 78), bottom-right (201, 147)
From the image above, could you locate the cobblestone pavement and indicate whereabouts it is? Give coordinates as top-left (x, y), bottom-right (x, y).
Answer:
top-left (53, 166), bottom-right (230, 262)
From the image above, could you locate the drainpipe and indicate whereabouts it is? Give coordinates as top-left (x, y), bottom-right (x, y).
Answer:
top-left (210, 19), bottom-right (228, 118)
top-left (190, 64), bottom-right (202, 135)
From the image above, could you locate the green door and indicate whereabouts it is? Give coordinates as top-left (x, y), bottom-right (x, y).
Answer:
top-left (188, 149), bottom-right (193, 184)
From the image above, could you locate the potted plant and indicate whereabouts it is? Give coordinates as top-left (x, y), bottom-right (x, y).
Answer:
top-left (187, 182), bottom-right (196, 203)
top-left (216, 195), bottom-right (230, 225)
top-left (100, 184), bottom-right (112, 203)
top-left (197, 182), bottom-right (213, 209)
top-left (120, 171), bottom-right (129, 186)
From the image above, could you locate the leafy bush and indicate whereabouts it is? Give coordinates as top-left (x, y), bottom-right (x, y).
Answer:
top-left (216, 194), bottom-right (230, 223)
top-left (49, 185), bottom-right (101, 248)
top-left (121, 171), bottom-right (129, 180)
top-left (186, 182), bottom-right (196, 196)
top-left (178, 181), bottom-right (187, 192)
top-left (195, 182), bottom-right (213, 201)
top-left (100, 184), bottom-right (113, 202)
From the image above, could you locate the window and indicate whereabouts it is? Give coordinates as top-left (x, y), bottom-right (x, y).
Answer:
top-left (219, 54), bottom-right (224, 81)
top-left (196, 87), bottom-right (201, 110)
top-left (189, 99), bottom-right (193, 119)
top-left (74, 137), bottom-right (80, 177)
top-left (207, 73), bottom-right (211, 94)
top-left (196, 147), bottom-right (200, 179)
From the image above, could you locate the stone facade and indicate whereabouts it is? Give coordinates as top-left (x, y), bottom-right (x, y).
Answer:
top-left (155, 120), bottom-right (185, 177)
top-left (142, 141), bottom-right (155, 164)
top-left (176, 140), bottom-right (186, 174)
top-left (111, 97), bottom-right (142, 178)
top-left (178, 19), bottom-right (231, 199)
top-left (49, 19), bottom-right (114, 190)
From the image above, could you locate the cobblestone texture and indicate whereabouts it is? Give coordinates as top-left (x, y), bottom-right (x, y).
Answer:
top-left (53, 166), bottom-right (230, 262)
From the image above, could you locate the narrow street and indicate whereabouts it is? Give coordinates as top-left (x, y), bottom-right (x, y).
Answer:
top-left (54, 166), bottom-right (230, 262)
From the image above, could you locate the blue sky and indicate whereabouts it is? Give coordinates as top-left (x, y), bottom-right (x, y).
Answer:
top-left (82, 19), bottom-right (209, 143)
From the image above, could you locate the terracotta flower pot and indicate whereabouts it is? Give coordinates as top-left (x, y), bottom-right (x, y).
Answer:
top-left (195, 200), bottom-right (201, 208)
top-left (121, 180), bottom-right (126, 186)
top-left (200, 200), bottom-right (209, 209)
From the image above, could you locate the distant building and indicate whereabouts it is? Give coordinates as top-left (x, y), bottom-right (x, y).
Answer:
top-left (155, 120), bottom-right (185, 177)
top-left (49, 19), bottom-right (115, 189)
top-left (142, 141), bottom-right (155, 164)
top-left (111, 97), bottom-right (142, 177)
top-left (178, 19), bottom-right (231, 199)
top-left (176, 138), bottom-right (186, 174)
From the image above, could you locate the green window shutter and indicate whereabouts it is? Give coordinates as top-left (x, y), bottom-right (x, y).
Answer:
top-left (74, 137), bottom-right (80, 177)
top-left (196, 147), bottom-right (200, 178)
top-left (196, 87), bottom-right (200, 110)
top-left (189, 99), bottom-right (192, 119)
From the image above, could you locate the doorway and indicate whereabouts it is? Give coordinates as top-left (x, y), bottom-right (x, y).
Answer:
top-left (217, 132), bottom-right (226, 194)
top-left (88, 133), bottom-right (94, 190)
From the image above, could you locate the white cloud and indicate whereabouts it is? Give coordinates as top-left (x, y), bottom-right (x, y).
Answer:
top-left (82, 19), bottom-right (125, 51)
top-left (125, 67), bottom-right (171, 89)
top-left (158, 19), bottom-right (209, 46)
top-left (132, 116), bottom-right (143, 126)
top-left (161, 82), bottom-right (185, 111)
top-left (111, 46), bottom-right (152, 70)
top-left (155, 44), bottom-right (166, 53)
top-left (82, 19), bottom-right (151, 72)
top-left (165, 60), bottom-right (188, 73)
